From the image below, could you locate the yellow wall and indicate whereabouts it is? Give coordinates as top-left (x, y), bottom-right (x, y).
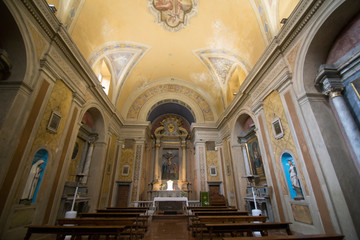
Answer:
top-left (117, 148), bottom-right (135, 182)
top-left (206, 149), bottom-right (220, 181)
top-left (29, 80), bottom-right (72, 161)
top-left (263, 90), bottom-right (308, 195)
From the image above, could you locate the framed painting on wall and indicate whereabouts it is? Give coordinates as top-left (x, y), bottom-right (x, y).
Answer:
top-left (210, 166), bottom-right (217, 176)
top-left (47, 111), bottom-right (61, 133)
top-left (161, 149), bottom-right (179, 180)
top-left (122, 165), bottom-right (130, 176)
top-left (246, 137), bottom-right (266, 185)
top-left (272, 117), bottom-right (284, 139)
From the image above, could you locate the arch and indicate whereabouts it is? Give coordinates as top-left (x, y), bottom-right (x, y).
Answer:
top-left (295, 1), bottom-right (360, 97)
top-left (293, 1), bottom-right (360, 237)
top-left (231, 109), bottom-right (256, 144)
top-left (79, 103), bottom-right (107, 142)
top-left (128, 84), bottom-right (217, 123)
top-left (0, 1), bottom-right (37, 127)
top-left (147, 99), bottom-right (196, 124)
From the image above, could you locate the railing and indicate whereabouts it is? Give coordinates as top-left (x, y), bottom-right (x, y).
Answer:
top-left (133, 201), bottom-right (153, 208)
top-left (132, 200), bottom-right (200, 208)
top-left (188, 200), bottom-right (201, 207)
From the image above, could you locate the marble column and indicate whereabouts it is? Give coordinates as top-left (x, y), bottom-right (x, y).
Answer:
top-left (154, 139), bottom-right (161, 180)
top-left (130, 142), bottom-right (145, 203)
top-left (181, 138), bottom-right (187, 182)
top-left (316, 67), bottom-right (360, 164)
top-left (195, 142), bottom-right (207, 193)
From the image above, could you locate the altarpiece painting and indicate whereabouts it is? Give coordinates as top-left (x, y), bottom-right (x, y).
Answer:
top-left (161, 148), bottom-right (179, 180)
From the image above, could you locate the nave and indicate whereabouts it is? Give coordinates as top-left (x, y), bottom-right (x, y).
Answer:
top-left (24, 205), bottom-right (345, 240)
top-left (1, 1), bottom-right (360, 239)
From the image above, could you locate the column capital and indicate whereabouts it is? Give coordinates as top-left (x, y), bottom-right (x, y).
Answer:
top-left (315, 65), bottom-right (344, 97)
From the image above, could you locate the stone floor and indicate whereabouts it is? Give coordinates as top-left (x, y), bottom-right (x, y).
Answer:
top-left (142, 216), bottom-right (195, 240)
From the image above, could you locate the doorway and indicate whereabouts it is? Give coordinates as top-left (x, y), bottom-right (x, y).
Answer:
top-left (116, 183), bottom-right (131, 207)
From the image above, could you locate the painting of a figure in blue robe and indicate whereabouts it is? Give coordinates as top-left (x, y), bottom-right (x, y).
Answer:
top-left (282, 153), bottom-right (304, 200)
top-left (161, 149), bottom-right (179, 180)
top-left (247, 137), bottom-right (266, 184)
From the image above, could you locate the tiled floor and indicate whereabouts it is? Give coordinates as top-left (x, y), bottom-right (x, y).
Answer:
top-left (143, 216), bottom-right (195, 240)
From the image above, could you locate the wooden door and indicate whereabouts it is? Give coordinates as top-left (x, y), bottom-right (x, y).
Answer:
top-left (116, 185), bottom-right (130, 207)
top-left (209, 185), bottom-right (220, 197)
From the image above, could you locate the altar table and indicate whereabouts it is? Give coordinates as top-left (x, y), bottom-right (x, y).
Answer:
top-left (153, 197), bottom-right (188, 213)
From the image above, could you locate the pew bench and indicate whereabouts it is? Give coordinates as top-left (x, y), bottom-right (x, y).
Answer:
top-left (188, 206), bottom-right (230, 210)
top-left (79, 212), bottom-right (142, 218)
top-left (24, 225), bottom-right (125, 240)
top-left (204, 222), bottom-right (292, 240)
top-left (190, 215), bottom-right (267, 239)
top-left (222, 234), bottom-right (344, 239)
top-left (78, 212), bottom-right (149, 236)
top-left (97, 209), bottom-right (148, 214)
top-left (57, 217), bottom-right (143, 239)
top-left (194, 211), bottom-right (249, 216)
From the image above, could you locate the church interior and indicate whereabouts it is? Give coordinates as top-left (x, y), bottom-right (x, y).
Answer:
top-left (1, 0), bottom-right (360, 239)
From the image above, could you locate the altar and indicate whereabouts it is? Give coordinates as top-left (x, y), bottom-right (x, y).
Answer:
top-left (153, 197), bottom-right (188, 214)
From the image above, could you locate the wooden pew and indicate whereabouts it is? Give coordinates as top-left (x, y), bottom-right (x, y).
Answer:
top-left (187, 211), bottom-right (249, 235)
top-left (97, 208), bottom-right (148, 214)
top-left (191, 208), bottom-right (239, 212)
top-left (191, 215), bottom-right (267, 239)
top-left (79, 212), bottom-right (142, 218)
top-left (222, 234), bottom-right (344, 239)
top-left (194, 211), bottom-right (249, 216)
top-left (57, 217), bottom-right (140, 239)
top-left (24, 225), bottom-right (125, 240)
top-left (188, 206), bottom-right (232, 210)
top-left (79, 212), bottom-right (149, 233)
top-left (106, 207), bottom-right (149, 210)
top-left (204, 222), bottom-right (292, 240)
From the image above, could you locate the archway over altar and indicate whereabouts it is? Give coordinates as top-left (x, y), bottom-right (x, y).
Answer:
top-left (148, 114), bottom-right (192, 200)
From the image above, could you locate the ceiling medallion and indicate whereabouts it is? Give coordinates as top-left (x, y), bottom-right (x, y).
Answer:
top-left (148, 0), bottom-right (198, 32)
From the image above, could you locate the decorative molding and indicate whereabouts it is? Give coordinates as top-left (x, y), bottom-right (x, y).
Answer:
top-left (131, 144), bottom-right (143, 202)
top-left (199, 145), bottom-right (206, 191)
top-left (277, 0), bottom-right (326, 51)
top-left (194, 48), bottom-right (251, 87)
top-left (148, 0), bottom-right (198, 32)
top-left (127, 84), bottom-right (214, 121)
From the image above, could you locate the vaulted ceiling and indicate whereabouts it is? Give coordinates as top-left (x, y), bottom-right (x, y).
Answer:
top-left (48, 0), bottom-right (299, 124)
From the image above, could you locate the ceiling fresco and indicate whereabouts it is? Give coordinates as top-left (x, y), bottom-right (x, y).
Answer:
top-left (148, 0), bottom-right (198, 32)
top-left (48, 0), bottom-right (299, 123)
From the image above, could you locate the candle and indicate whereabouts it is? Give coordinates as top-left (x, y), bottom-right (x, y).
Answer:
top-left (252, 187), bottom-right (257, 210)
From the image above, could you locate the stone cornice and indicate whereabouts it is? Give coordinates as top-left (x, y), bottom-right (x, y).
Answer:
top-left (277, 0), bottom-right (326, 51)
